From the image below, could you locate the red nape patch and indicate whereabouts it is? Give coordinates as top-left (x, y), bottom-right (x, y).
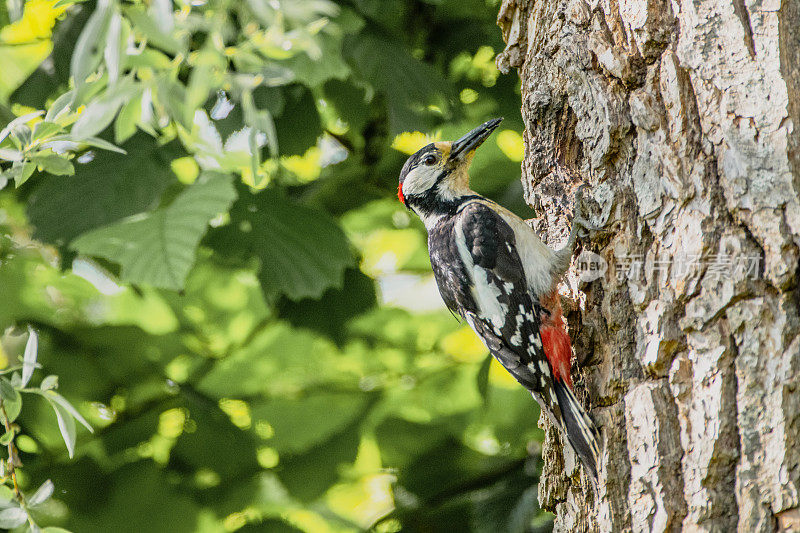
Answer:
top-left (541, 325), bottom-right (573, 388)
top-left (397, 183), bottom-right (405, 204)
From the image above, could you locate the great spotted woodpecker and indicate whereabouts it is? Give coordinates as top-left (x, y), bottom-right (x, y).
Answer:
top-left (397, 118), bottom-right (601, 480)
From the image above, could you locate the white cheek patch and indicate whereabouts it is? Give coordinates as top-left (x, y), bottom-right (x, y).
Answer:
top-left (402, 165), bottom-right (441, 197)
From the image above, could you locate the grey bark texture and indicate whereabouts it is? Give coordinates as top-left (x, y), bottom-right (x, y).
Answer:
top-left (495, 0), bottom-right (800, 531)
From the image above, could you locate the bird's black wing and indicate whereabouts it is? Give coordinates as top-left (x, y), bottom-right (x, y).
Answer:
top-left (455, 202), bottom-right (557, 401)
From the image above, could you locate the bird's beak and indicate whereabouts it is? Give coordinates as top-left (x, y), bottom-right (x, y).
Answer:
top-left (449, 117), bottom-right (503, 161)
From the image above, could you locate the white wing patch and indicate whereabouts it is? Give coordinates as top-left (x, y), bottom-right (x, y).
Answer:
top-left (538, 360), bottom-right (550, 374)
top-left (454, 217), bottom-right (508, 331)
top-left (470, 265), bottom-right (508, 330)
top-left (510, 330), bottom-right (522, 346)
top-left (529, 334), bottom-right (542, 348)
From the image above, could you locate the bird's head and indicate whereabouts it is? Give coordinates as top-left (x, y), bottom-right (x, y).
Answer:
top-left (397, 118), bottom-right (502, 216)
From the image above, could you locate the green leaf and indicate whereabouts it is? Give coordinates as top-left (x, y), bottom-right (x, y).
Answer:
top-left (28, 134), bottom-right (181, 247)
top-left (31, 121), bottom-right (63, 141)
top-left (155, 76), bottom-right (190, 129)
top-left (242, 90), bottom-right (278, 156)
top-left (0, 507), bottom-right (27, 529)
top-left (13, 160), bottom-right (36, 186)
top-left (0, 430), bottom-right (14, 445)
top-left (0, 111), bottom-right (42, 145)
top-left (277, 416), bottom-right (362, 503)
top-left (348, 34), bottom-right (450, 133)
top-left (63, 462), bottom-right (199, 533)
top-left (44, 91), bottom-right (75, 123)
top-left (169, 395), bottom-right (260, 482)
top-left (278, 268), bottom-right (377, 344)
top-left (71, 79), bottom-right (138, 140)
top-left (0, 378), bottom-right (21, 424)
top-left (0, 148), bottom-right (23, 162)
top-left (272, 86), bottom-right (322, 156)
top-left (42, 390), bottom-right (93, 433)
top-left (20, 326), bottom-right (38, 388)
top-left (70, 0), bottom-right (114, 101)
top-left (322, 78), bottom-right (369, 133)
top-left (104, 11), bottom-right (125, 83)
top-left (0, 41), bottom-right (52, 101)
top-left (46, 396), bottom-right (77, 458)
top-left (28, 479), bottom-right (54, 506)
top-left (77, 136), bottom-right (126, 154)
top-left (31, 153), bottom-right (75, 176)
top-left (71, 172), bottom-right (237, 290)
top-left (207, 188), bottom-right (353, 300)
top-left (198, 324), bottom-right (349, 397)
top-left (114, 90), bottom-right (142, 144)
top-left (280, 32), bottom-right (350, 88)
top-left (40, 375), bottom-right (58, 391)
top-left (123, 5), bottom-right (184, 55)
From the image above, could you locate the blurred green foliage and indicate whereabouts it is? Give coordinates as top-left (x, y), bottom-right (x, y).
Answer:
top-left (0, 0), bottom-right (551, 531)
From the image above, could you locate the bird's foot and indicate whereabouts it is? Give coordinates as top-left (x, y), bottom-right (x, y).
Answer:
top-left (553, 185), bottom-right (601, 276)
top-left (571, 185), bottom-right (601, 239)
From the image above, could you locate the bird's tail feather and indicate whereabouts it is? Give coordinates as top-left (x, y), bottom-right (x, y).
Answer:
top-left (553, 380), bottom-right (601, 480)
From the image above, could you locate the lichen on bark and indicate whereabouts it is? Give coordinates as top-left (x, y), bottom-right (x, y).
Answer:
top-left (496, 0), bottom-right (800, 531)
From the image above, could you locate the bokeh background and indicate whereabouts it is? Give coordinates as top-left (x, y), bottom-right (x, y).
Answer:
top-left (0, 0), bottom-right (553, 531)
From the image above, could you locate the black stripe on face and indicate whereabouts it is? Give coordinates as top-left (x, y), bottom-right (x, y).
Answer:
top-left (408, 192), bottom-right (484, 218)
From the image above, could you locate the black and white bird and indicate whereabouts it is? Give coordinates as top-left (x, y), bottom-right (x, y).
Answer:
top-left (397, 118), bottom-right (602, 480)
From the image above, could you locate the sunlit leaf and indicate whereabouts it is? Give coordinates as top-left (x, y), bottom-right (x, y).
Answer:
top-left (70, 0), bottom-right (113, 100)
top-left (42, 390), bottom-right (93, 432)
top-left (28, 479), bottom-right (54, 506)
top-left (0, 507), bottom-right (27, 528)
top-left (46, 396), bottom-right (77, 457)
top-left (0, 0), bottom-right (63, 99)
top-left (31, 120), bottom-right (62, 141)
top-left (21, 326), bottom-right (38, 387)
top-left (71, 78), bottom-right (138, 139)
top-left (391, 131), bottom-right (441, 155)
top-left (496, 129), bottom-right (525, 162)
top-left (31, 153), bottom-right (74, 175)
top-left (103, 11), bottom-right (125, 83)
top-left (40, 374), bottom-right (58, 391)
top-left (123, 4), bottom-right (183, 55)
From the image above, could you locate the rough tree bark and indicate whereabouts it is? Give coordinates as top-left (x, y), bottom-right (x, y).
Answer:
top-left (495, 0), bottom-right (800, 531)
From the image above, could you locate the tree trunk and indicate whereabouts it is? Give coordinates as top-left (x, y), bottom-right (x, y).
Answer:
top-left (495, 0), bottom-right (800, 531)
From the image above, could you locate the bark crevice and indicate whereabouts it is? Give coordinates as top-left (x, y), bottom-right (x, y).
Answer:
top-left (498, 0), bottom-right (800, 530)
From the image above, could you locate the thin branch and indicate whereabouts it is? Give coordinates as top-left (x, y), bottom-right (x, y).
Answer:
top-left (0, 401), bottom-right (23, 503)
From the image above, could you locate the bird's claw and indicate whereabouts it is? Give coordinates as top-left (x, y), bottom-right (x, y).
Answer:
top-left (553, 185), bottom-right (601, 275)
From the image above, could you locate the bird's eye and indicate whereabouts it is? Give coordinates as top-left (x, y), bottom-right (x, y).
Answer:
top-left (423, 154), bottom-right (438, 166)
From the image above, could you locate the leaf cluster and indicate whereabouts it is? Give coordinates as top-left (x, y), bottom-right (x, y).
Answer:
top-left (0, 0), bottom-right (551, 531)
